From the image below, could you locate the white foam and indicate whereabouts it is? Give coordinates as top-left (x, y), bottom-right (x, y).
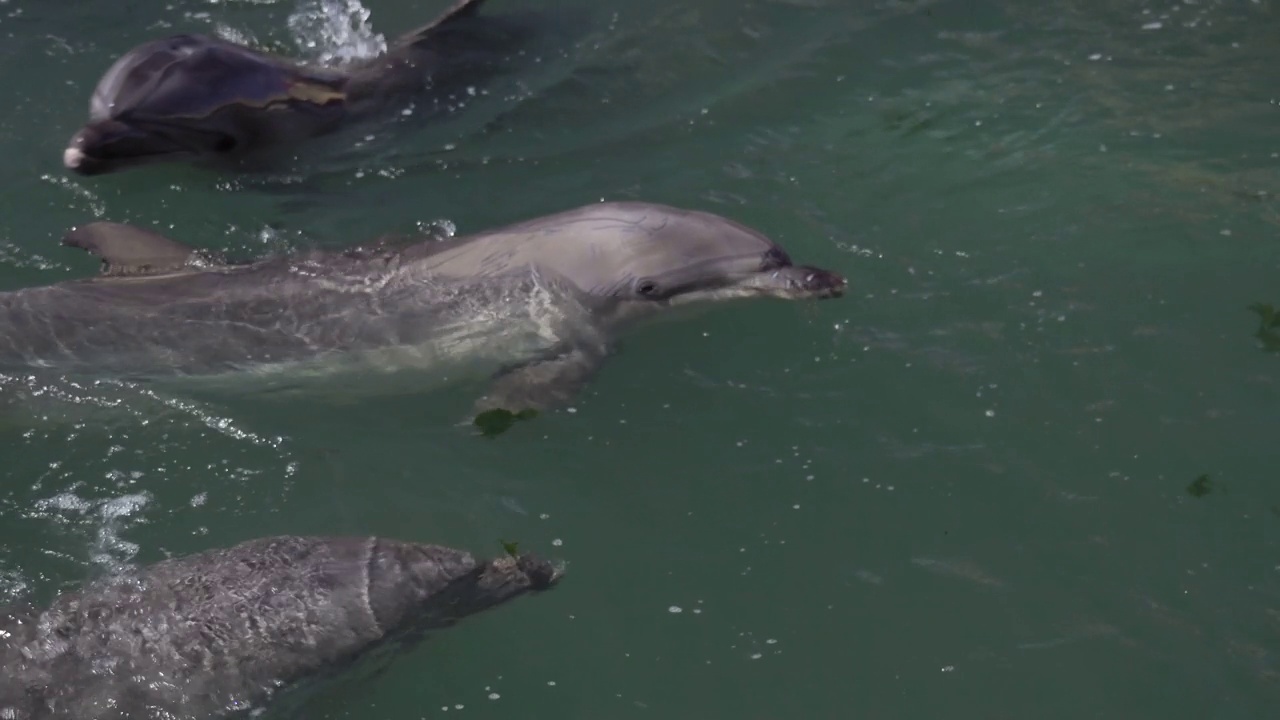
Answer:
top-left (288, 0), bottom-right (387, 65)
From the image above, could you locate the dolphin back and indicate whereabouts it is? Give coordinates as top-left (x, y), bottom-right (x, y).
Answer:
top-left (0, 536), bottom-right (560, 720)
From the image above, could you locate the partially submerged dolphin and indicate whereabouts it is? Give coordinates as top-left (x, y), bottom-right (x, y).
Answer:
top-left (0, 202), bottom-right (846, 412)
top-left (63, 0), bottom-right (533, 175)
top-left (0, 535), bottom-right (560, 719)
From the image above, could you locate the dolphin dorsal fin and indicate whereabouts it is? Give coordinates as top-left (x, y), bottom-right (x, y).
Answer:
top-left (389, 0), bottom-right (488, 50)
top-left (62, 222), bottom-right (204, 276)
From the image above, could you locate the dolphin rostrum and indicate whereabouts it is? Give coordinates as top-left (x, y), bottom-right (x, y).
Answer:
top-left (63, 0), bottom-right (535, 176)
top-left (0, 535), bottom-right (561, 720)
top-left (0, 202), bottom-right (847, 413)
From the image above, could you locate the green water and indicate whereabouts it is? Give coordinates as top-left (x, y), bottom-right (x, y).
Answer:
top-left (2, 0), bottom-right (1279, 717)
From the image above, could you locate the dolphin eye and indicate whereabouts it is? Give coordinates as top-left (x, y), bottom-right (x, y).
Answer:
top-left (635, 279), bottom-right (661, 298)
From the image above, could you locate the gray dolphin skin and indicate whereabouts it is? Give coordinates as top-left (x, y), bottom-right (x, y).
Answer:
top-left (0, 535), bottom-right (561, 720)
top-left (63, 0), bottom-right (531, 176)
top-left (0, 202), bottom-right (846, 412)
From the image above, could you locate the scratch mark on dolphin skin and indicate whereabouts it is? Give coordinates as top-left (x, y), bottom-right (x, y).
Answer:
top-left (361, 537), bottom-right (384, 636)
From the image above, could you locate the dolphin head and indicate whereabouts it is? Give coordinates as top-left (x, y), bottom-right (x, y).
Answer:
top-left (364, 540), bottom-right (562, 633)
top-left (519, 203), bottom-right (847, 310)
top-left (64, 34), bottom-right (347, 176)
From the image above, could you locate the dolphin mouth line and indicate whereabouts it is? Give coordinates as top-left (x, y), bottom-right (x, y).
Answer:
top-left (803, 285), bottom-right (846, 300)
top-left (64, 140), bottom-right (200, 175)
top-left (757, 266), bottom-right (848, 300)
top-left (64, 144), bottom-right (196, 174)
top-left (663, 270), bottom-right (846, 307)
top-left (64, 118), bottom-right (235, 174)
top-left (774, 286), bottom-right (845, 300)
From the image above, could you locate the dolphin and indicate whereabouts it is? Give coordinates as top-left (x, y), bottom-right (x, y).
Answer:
top-left (63, 0), bottom-right (537, 176)
top-left (0, 535), bottom-right (560, 720)
top-left (0, 202), bottom-right (847, 413)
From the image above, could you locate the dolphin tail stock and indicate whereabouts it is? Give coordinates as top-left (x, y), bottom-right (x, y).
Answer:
top-left (390, 0), bottom-right (592, 51)
top-left (61, 222), bottom-right (219, 277)
top-left (343, 0), bottom-right (509, 107)
top-left (346, 0), bottom-right (577, 118)
top-left (388, 0), bottom-right (490, 51)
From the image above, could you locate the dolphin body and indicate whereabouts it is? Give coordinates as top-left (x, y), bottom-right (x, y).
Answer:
top-left (0, 535), bottom-right (560, 720)
top-left (0, 202), bottom-right (846, 412)
top-left (63, 0), bottom-right (536, 176)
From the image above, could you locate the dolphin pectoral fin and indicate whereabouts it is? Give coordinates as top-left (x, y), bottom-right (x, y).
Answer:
top-left (473, 346), bottom-right (604, 416)
top-left (62, 222), bottom-right (210, 277)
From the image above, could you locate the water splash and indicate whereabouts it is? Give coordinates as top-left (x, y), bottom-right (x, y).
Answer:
top-left (30, 491), bottom-right (152, 574)
top-left (0, 241), bottom-right (73, 273)
top-left (415, 218), bottom-right (458, 241)
top-left (288, 0), bottom-right (387, 66)
top-left (0, 567), bottom-right (28, 601)
top-left (38, 173), bottom-right (106, 218)
top-left (212, 23), bottom-right (260, 48)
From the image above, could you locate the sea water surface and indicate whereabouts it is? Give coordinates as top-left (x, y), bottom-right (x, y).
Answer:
top-left (1, 0), bottom-right (1278, 718)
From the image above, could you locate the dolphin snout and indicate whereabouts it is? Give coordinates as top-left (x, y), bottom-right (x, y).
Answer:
top-left (64, 120), bottom-right (150, 176)
top-left (64, 119), bottom-right (208, 176)
top-left (515, 553), bottom-right (563, 590)
top-left (754, 265), bottom-right (846, 300)
top-left (64, 122), bottom-right (118, 175)
top-left (789, 265), bottom-right (847, 299)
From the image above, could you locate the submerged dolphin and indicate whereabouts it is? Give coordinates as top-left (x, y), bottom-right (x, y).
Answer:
top-left (0, 535), bottom-right (560, 719)
top-left (0, 202), bottom-right (846, 412)
top-left (63, 0), bottom-right (534, 176)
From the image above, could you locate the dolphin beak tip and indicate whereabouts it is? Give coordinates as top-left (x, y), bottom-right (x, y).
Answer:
top-left (832, 274), bottom-right (849, 297)
top-left (805, 267), bottom-right (848, 299)
top-left (63, 146), bottom-right (84, 170)
top-left (63, 145), bottom-right (100, 175)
